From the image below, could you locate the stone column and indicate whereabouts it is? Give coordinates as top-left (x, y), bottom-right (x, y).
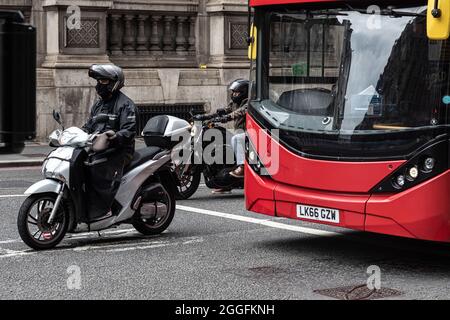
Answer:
top-left (109, 14), bottom-right (123, 56)
top-left (123, 14), bottom-right (136, 55)
top-left (41, 0), bottom-right (111, 68)
top-left (272, 22), bottom-right (281, 52)
top-left (206, 0), bottom-right (249, 68)
top-left (136, 15), bottom-right (149, 55)
top-left (188, 16), bottom-right (196, 53)
top-left (162, 16), bottom-right (175, 52)
top-left (176, 16), bottom-right (188, 54)
top-left (149, 15), bottom-right (162, 53)
top-left (31, 0), bottom-right (47, 67)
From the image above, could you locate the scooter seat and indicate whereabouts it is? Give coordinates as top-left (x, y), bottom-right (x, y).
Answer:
top-left (124, 146), bottom-right (163, 174)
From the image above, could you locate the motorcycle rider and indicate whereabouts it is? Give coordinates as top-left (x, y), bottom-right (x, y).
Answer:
top-left (82, 64), bottom-right (137, 221)
top-left (194, 79), bottom-right (249, 193)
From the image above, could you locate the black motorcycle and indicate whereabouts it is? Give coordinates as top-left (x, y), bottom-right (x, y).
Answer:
top-left (174, 115), bottom-right (244, 199)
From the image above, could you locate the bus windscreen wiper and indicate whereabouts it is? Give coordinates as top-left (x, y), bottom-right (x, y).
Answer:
top-left (344, 4), bottom-right (426, 17)
top-left (383, 8), bottom-right (426, 17)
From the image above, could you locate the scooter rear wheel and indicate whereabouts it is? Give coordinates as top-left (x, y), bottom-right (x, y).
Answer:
top-left (132, 184), bottom-right (176, 235)
top-left (17, 193), bottom-right (69, 250)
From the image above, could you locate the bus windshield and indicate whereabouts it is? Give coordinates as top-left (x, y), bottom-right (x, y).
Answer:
top-left (253, 3), bottom-right (450, 159)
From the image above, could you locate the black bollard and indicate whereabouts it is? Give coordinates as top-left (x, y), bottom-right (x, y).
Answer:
top-left (0, 10), bottom-right (36, 154)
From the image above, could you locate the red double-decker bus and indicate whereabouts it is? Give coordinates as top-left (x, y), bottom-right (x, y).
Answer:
top-left (245, 0), bottom-right (450, 242)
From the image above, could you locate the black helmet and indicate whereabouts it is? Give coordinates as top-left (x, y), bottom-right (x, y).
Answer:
top-left (229, 79), bottom-right (249, 105)
top-left (88, 64), bottom-right (125, 93)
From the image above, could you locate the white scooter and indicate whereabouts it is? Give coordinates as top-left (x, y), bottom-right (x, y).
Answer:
top-left (17, 111), bottom-right (191, 250)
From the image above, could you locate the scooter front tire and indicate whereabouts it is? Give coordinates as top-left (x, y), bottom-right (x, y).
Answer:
top-left (17, 193), bottom-right (69, 250)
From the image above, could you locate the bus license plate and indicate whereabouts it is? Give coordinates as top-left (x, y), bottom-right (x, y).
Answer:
top-left (297, 205), bottom-right (340, 224)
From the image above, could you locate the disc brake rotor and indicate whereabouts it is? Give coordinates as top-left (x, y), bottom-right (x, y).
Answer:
top-left (36, 207), bottom-right (60, 238)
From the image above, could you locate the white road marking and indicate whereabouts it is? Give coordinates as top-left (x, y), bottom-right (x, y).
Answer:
top-left (0, 194), bottom-right (27, 198)
top-left (0, 239), bottom-right (20, 244)
top-left (67, 228), bottom-right (137, 239)
top-left (0, 235), bottom-right (204, 259)
top-left (0, 248), bottom-right (35, 258)
top-left (176, 205), bottom-right (340, 237)
top-left (0, 166), bottom-right (41, 171)
top-left (106, 243), bottom-right (170, 253)
top-left (72, 239), bottom-right (167, 252)
top-left (105, 237), bottom-right (204, 253)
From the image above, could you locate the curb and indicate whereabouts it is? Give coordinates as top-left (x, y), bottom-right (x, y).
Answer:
top-left (0, 159), bottom-right (44, 168)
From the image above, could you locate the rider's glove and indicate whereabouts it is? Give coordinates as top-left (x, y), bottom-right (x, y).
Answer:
top-left (105, 130), bottom-right (118, 148)
top-left (193, 114), bottom-right (206, 121)
top-left (216, 108), bottom-right (227, 116)
top-left (220, 115), bottom-right (231, 123)
top-left (105, 130), bottom-right (117, 140)
top-left (212, 116), bottom-right (229, 123)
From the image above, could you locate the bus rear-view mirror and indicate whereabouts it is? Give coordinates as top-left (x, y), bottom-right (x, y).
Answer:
top-left (427, 0), bottom-right (450, 40)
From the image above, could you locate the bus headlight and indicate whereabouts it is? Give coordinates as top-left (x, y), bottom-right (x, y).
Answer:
top-left (256, 159), bottom-right (262, 170)
top-left (246, 137), bottom-right (271, 177)
top-left (423, 157), bottom-right (436, 172)
top-left (371, 140), bottom-right (446, 193)
top-left (249, 150), bottom-right (256, 163)
top-left (407, 166), bottom-right (419, 180)
top-left (395, 175), bottom-right (406, 188)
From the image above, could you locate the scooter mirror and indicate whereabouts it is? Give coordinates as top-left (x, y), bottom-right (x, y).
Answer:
top-left (52, 110), bottom-right (62, 125)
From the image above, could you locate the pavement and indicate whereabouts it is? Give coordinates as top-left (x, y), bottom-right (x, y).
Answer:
top-left (0, 138), bottom-right (148, 168)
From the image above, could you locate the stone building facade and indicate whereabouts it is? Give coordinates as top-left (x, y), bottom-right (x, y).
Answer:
top-left (0, 0), bottom-right (250, 140)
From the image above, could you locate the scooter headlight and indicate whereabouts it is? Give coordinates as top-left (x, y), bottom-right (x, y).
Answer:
top-left (44, 170), bottom-right (66, 183)
top-left (41, 159), bottom-right (48, 177)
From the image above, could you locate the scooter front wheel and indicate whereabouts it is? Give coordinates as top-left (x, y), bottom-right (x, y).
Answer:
top-left (175, 166), bottom-right (201, 200)
top-left (17, 193), bottom-right (69, 250)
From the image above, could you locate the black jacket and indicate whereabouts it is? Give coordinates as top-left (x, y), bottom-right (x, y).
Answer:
top-left (82, 91), bottom-right (137, 154)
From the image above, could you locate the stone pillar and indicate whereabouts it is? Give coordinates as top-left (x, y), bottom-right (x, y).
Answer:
top-left (188, 16), bottom-right (196, 53)
top-left (109, 14), bottom-right (123, 56)
top-left (176, 16), bottom-right (188, 54)
top-left (123, 14), bottom-right (136, 55)
top-left (136, 15), bottom-right (149, 55)
top-left (163, 16), bottom-right (175, 52)
top-left (149, 15), bottom-right (162, 53)
top-left (41, 0), bottom-right (111, 68)
top-left (206, 0), bottom-right (249, 69)
top-left (31, 0), bottom-right (47, 67)
top-left (272, 22), bottom-right (280, 52)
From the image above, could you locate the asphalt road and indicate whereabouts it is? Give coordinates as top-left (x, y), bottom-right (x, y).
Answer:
top-left (1, 166), bottom-right (450, 300)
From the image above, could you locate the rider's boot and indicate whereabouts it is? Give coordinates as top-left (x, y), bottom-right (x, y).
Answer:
top-left (229, 165), bottom-right (244, 178)
top-left (211, 188), bottom-right (232, 194)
